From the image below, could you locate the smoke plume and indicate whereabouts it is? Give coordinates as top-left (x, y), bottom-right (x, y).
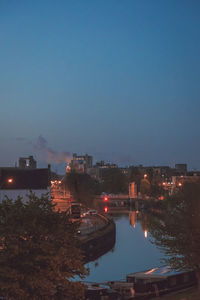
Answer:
top-left (33, 135), bottom-right (71, 164)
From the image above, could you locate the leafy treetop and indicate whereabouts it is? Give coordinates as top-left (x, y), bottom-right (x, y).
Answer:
top-left (0, 192), bottom-right (88, 300)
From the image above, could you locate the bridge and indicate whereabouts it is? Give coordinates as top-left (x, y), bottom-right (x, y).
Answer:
top-left (95, 194), bottom-right (130, 201)
top-left (94, 194), bottom-right (131, 210)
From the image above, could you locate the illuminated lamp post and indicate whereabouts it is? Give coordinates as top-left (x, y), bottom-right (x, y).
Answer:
top-left (104, 196), bottom-right (108, 202)
top-left (0, 178), bottom-right (14, 201)
top-left (0, 178), bottom-right (14, 187)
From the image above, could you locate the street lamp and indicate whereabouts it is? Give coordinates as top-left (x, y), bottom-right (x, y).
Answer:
top-left (0, 178), bottom-right (14, 188)
top-left (0, 178), bottom-right (14, 201)
top-left (104, 196), bottom-right (108, 202)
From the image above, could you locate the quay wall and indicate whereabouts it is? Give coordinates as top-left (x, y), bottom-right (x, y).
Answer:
top-left (80, 217), bottom-right (116, 263)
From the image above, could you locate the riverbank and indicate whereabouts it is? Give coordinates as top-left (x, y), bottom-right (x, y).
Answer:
top-left (80, 215), bottom-right (116, 263)
top-left (152, 286), bottom-right (199, 300)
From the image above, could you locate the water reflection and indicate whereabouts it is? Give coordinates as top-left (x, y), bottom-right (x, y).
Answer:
top-left (84, 210), bottom-right (163, 283)
top-left (129, 211), bottom-right (137, 228)
top-left (129, 210), bottom-right (150, 238)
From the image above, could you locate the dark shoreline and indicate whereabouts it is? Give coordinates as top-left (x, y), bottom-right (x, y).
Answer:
top-left (80, 217), bottom-right (116, 263)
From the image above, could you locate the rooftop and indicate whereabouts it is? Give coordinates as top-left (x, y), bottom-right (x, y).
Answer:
top-left (127, 266), bottom-right (184, 280)
top-left (0, 167), bottom-right (50, 190)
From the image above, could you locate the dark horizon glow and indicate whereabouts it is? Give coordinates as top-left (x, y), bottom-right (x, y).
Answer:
top-left (1, 1), bottom-right (200, 172)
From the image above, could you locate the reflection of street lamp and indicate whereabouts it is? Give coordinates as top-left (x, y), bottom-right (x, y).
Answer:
top-left (144, 174), bottom-right (147, 179)
top-left (144, 230), bottom-right (148, 238)
top-left (104, 206), bottom-right (108, 213)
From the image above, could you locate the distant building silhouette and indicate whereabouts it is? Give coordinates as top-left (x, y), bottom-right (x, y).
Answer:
top-left (129, 182), bottom-right (137, 199)
top-left (0, 160), bottom-right (51, 202)
top-left (19, 155), bottom-right (37, 169)
top-left (175, 163), bottom-right (187, 173)
top-left (68, 153), bottom-right (93, 173)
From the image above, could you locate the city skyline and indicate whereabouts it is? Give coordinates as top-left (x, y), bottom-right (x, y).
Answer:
top-left (1, 140), bottom-right (198, 175)
top-left (1, 1), bottom-right (200, 170)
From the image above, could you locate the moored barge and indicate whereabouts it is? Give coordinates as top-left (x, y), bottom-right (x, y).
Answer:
top-left (126, 266), bottom-right (197, 299)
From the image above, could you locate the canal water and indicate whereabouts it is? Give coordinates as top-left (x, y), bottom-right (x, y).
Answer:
top-left (84, 211), bottom-right (163, 283)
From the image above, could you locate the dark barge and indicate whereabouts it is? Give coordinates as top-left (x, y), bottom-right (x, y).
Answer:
top-left (86, 266), bottom-right (197, 299)
top-left (126, 266), bottom-right (197, 299)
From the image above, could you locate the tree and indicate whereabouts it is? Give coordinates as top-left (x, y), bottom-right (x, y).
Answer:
top-left (149, 181), bottom-right (200, 289)
top-left (0, 193), bottom-right (88, 299)
top-left (64, 172), bottom-right (96, 207)
top-left (128, 167), bottom-right (142, 186)
top-left (102, 168), bottom-right (128, 194)
top-left (149, 183), bottom-right (165, 198)
top-left (140, 178), bottom-right (151, 196)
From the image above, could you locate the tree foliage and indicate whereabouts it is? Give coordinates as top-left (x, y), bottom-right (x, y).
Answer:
top-left (64, 172), bottom-right (97, 207)
top-left (149, 181), bottom-right (200, 285)
top-left (128, 167), bottom-right (142, 186)
top-left (0, 193), bottom-right (87, 299)
top-left (148, 183), bottom-right (165, 197)
top-left (102, 168), bottom-right (128, 194)
top-left (140, 178), bottom-right (151, 195)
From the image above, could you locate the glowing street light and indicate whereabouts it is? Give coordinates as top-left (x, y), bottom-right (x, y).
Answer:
top-left (8, 178), bottom-right (13, 183)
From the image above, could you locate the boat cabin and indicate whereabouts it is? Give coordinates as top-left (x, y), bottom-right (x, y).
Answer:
top-left (127, 266), bottom-right (196, 298)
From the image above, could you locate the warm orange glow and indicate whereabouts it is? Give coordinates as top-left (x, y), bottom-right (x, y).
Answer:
top-left (145, 268), bottom-right (158, 274)
top-left (144, 230), bottom-right (148, 238)
top-left (162, 182), bottom-right (166, 186)
top-left (8, 178), bottom-right (13, 183)
top-left (178, 182), bottom-right (182, 187)
top-left (144, 174), bottom-right (147, 178)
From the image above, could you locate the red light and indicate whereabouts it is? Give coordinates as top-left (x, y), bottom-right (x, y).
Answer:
top-left (104, 206), bottom-right (108, 213)
top-left (104, 196), bottom-right (108, 201)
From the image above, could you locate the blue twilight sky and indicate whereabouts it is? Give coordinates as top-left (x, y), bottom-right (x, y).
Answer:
top-left (0, 0), bottom-right (200, 172)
